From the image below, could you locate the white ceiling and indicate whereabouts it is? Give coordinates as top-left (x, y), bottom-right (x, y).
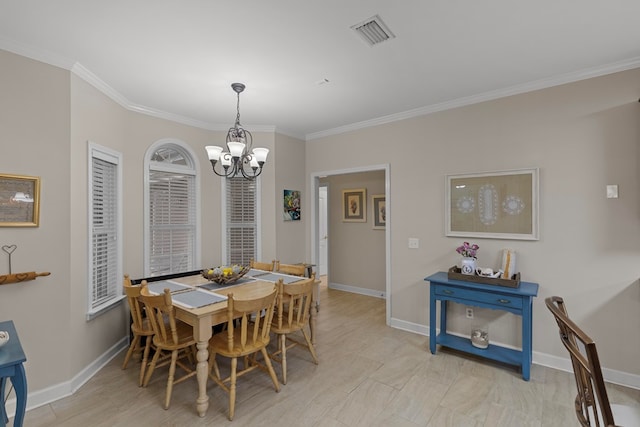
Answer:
top-left (2, 1), bottom-right (640, 140)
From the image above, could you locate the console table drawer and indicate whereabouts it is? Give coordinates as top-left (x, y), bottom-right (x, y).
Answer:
top-left (434, 285), bottom-right (523, 310)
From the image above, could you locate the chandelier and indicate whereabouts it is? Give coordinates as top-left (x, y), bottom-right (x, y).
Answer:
top-left (205, 83), bottom-right (269, 179)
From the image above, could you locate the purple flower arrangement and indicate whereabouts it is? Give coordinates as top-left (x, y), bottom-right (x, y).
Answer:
top-left (456, 242), bottom-right (479, 259)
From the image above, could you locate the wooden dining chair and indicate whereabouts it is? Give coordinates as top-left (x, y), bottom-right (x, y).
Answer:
top-left (139, 283), bottom-right (198, 409)
top-left (274, 260), bottom-right (306, 277)
top-left (122, 274), bottom-right (155, 386)
top-left (545, 296), bottom-right (640, 426)
top-left (208, 286), bottom-right (280, 420)
top-left (250, 259), bottom-right (275, 271)
top-left (270, 275), bottom-right (318, 384)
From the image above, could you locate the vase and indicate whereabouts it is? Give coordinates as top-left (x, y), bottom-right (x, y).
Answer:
top-left (460, 257), bottom-right (477, 275)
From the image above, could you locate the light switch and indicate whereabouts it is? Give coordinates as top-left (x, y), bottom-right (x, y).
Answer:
top-left (408, 238), bottom-right (419, 249)
top-left (606, 185), bottom-right (619, 199)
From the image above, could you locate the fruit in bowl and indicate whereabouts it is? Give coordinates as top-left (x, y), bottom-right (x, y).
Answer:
top-left (202, 265), bottom-right (249, 284)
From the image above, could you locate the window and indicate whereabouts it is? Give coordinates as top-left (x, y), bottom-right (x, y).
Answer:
top-left (222, 176), bottom-right (261, 265)
top-left (144, 140), bottom-right (200, 276)
top-left (88, 142), bottom-right (123, 319)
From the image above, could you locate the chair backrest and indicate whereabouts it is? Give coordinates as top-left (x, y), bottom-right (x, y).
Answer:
top-left (224, 286), bottom-right (278, 353)
top-left (275, 275), bottom-right (315, 331)
top-left (123, 274), bottom-right (148, 334)
top-left (545, 296), bottom-right (615, 427)
top-left (250, 259), bottom-right (275, 272)
top-left (140, 282), bottom-right (181, 347)
top-left (274, 261), bottom-right (306, 277)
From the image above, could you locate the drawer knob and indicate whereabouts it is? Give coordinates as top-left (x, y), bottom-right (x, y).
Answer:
top-left (497, 299), bottom-right (511, 304)
top-left (443, 289), bottom-right (454, 295)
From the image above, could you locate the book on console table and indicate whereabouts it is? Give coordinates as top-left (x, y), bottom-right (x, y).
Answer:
top-left (447, 266), bottom-right (521, 288)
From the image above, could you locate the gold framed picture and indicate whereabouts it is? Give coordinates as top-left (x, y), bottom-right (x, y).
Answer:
top-left (342, 188), bottom-right (366, 222)
top-left (0, 173), bottom-right (41, 227)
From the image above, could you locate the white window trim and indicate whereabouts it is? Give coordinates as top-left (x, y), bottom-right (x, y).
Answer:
top-left (143, 138), bottom-right (201, 276)
top-left (87, 141), bottom-right (124, 320)
top-left (221, 176), bottom-right (262, 264)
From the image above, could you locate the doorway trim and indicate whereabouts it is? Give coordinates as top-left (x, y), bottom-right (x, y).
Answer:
top-left (310, 163), bottom-right (391, 326)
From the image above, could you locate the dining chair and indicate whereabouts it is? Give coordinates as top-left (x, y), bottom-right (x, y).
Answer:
top-left (274, 260), bottom-right (306, 277)
top-left (208, 286), bottom-right (280, 420)
top-left (139, 282), bottom-right (198, 409)
top-left (545, 296), bottom-right (640, 426)
top-left (270, 275), bottom-right (319, 384)
top-left (122, 274), bottom-right (155, 386)
top-left (250, 259), bottom-right (275, 271)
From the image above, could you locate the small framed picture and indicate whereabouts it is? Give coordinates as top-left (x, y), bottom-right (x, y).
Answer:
top-left (342, 188), bottom-right (366, 222)
top-left (372, 194), bottom-right (385, 229)
top-left (283, 189), bottom-right (301, 221)
top-left (0, 173), bottom-right (41, 227)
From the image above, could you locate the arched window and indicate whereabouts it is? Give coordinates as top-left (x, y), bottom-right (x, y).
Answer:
top-left (144, 139), bottom-right (200, 276)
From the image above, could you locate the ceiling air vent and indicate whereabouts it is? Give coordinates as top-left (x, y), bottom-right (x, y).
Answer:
top-left (351, 15), bottom-right (395, 46)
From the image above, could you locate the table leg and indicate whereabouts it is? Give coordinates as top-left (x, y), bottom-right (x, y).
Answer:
top-left (310, 281), bottom-right (318, 345)
top-left (429, 288), bottom-right (437, 354)
top-left (195, 340), bottom-right (209, 417)
top-left (521, 297), bottom-right (533, 381)
top-left (0, 376), bottom-right (7, 427)
top-left (12, 364), bottom-right (27, 427)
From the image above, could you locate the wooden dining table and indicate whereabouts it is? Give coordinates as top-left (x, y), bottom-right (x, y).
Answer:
top-left (133, 270), bottom-right (317, 418)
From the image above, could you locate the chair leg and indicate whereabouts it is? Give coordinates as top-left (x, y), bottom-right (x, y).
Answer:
top-left (280, 334), bottom-right (288, 385)
top-left (228, 357), bottom-right (237, 421)
top-left (143, 346), bottom-right (162, 387)
top-left (163, 350), bottom-right (178, 410)
top-left (301, 329), bottom-right (319, 364)
top-left (261, 347), bottom-right (281, 393)
top-left (139, 338), bottom-right (152, 387)
top-left (122, 334), bottom-right (140, 369)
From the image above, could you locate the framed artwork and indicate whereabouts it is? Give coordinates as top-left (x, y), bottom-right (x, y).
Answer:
top-left (283, 189), bottom-right (301, 221)
top-left (342, 188), bottom-right (366, 222)
top-left (0, 173), bottom-right (41, 227)
top-left (372, 194), bottom-right (385, 229)
top-left (445, 168), bottom-right (538, 240)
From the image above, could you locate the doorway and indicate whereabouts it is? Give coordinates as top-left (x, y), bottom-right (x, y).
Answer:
top-left (311, 164), bottom-right (390, 326)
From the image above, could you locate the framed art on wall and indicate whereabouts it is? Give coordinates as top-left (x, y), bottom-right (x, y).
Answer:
top-left (283, 189), bottom-right (301, 221)
top-left (342, 188), bottom-right (366, 222)
top-left (445, 168), bottom-right (538, 240)
top-left (372, 194), bottom-right (385, 229)
top-left (0, 173), bottom-right (41, 227)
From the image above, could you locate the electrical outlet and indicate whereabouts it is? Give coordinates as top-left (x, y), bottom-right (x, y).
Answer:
top-left (466, 308), bottom-right (474, 319)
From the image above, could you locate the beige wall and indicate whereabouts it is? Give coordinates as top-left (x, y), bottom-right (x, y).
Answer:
top-left (306, 68), bottom-right (640, 377)
top-left (0, 50), bottom-right (72, 390)
top-left (321, 171), bottom-right (385, 294)
top-left (274, 133), bottom-right (306, 264)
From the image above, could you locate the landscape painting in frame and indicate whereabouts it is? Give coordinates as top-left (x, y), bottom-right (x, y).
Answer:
top-left (0, 173), bottom-right (41, 227)
top-left (445, 168), bottom-right (538, 240)
top-left (283, 189), bottom-right (301, 221)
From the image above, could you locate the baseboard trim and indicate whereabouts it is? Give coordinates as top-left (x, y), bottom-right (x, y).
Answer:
top-left (328, 282), bottom-right (385, 299)
top-left (5, 337), bottom-right (128, 417)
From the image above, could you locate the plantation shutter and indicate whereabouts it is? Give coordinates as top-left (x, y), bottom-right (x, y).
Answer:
top-left (90, 153), bottom-right (119, 310)
top-left (149, 170), bottom-right (196, 275)
top-left (225, 176), bottom-right (257, 265)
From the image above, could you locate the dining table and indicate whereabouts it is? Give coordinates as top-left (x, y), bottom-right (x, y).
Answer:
top-left (132, 269), bottom-right (317, 418)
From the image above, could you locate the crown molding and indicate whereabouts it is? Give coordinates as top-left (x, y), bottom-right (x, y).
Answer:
top-left (0, 36), bottom-right (74, 70)
top-left (306, 56), bottom-right (640, 141)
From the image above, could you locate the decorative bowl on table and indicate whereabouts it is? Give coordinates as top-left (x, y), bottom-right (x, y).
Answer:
top-left (0, 331), bottom-right (9, 348)
top-left (202, 265), bottom-right (250, 285)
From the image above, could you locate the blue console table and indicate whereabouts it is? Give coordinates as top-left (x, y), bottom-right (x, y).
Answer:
top-left (0, 320), bottom-right (27, 427)
top-left (425, 272), bottom-right (539, 380)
